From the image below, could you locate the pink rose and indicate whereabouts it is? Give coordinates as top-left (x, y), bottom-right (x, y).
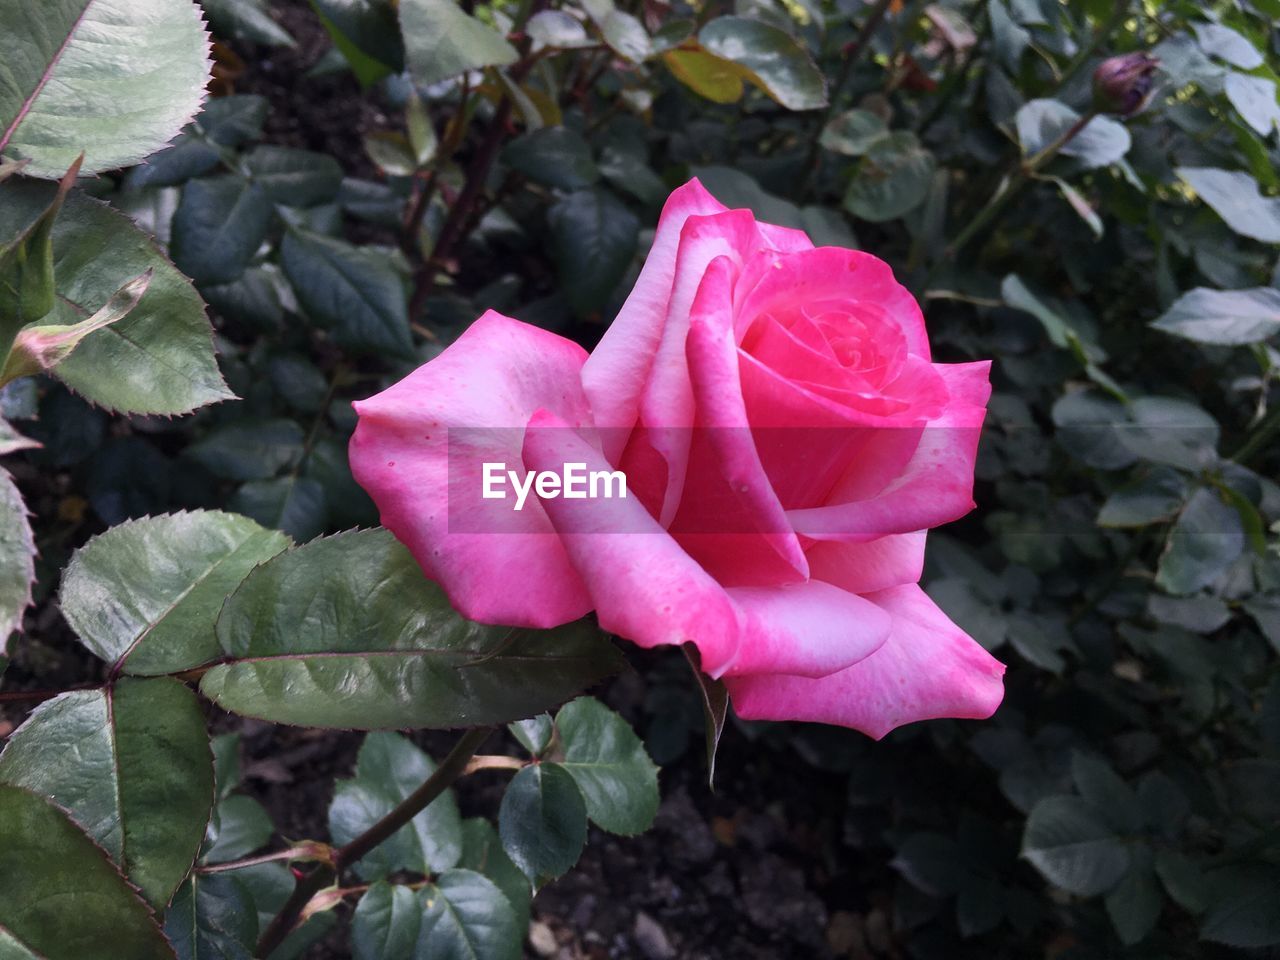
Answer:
top-left (350, 179), bottom-right (1004, 737)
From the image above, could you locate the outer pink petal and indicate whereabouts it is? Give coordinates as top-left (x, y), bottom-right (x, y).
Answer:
top-left (756, 222), bottom-right (815, 252)
top-left (521, 409), bottom-right (741, 676)
top-left (807, 532), bottom-right (927, 595)
top-left (735, 247), bottom-right (930, 359)
top-left (723, 581), bottom-right (891, 678)
top-left (787, 361), bottom-right (992, 540)
top-left (726, 584), bottom-right (1006, 738)
top-left (350, 311), bottom-right (593, 627)
top-left (580, 179), bottom-right (727, 463)
top-left (673, 256), bottom-right (809, 585)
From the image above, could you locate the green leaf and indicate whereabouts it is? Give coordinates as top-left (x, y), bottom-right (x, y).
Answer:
top-left (0, 0), bottom-right (212, 178)
top-left (59, 510), bottom-right (290, 675)
top-left (353, 871), bottom-right (520, 960)
top-left (280, 229), bottom-right (412, 357)
top-left (164, 873), bottom-right (258, 960)
top-left (0, 158), bottom-right (78, 325)
top-left (329, 732), bottom-right (463, 881)
top-left (498, 763), bottom-right (587, 884)
top-left (229, 475), bottom-right (329, 543)
top-left (170, 176), bottom-right (273, 286)
top-left (1105, 849), bottom-right (1162, 946)
top-left (202, 529), bottom-right (624, 728)
top-left (0, 784), bottom-right (177, 959)
top-left (1155, 488), bottom-right (1245, 596)
top-left (697, 16), bottom-right (826, 110)
top-left (1015, 99), bottom-right (1130, 169)
top-left (400, 0), bottom-right (517, 87)
top-left (1193, 22), bottom-right (1263, 69)
top-left (843, 132), bottom-right (936, 222)
top-left (820, 109), bottom-right (890, 156)
top-left (420, 870), bottom-right (521, 960)
top-left (1177, 167), bottom-right (1280, 244)
top-left (0, 467), bottom-right (34, 645)
top-left (526, 10), bottom-right (591, 50)
top-left (1, 270), bottom-right (153, 386)
top-left (1201, 863), bottom-right (1280, 947)
top-left (244, 146), bottom-right (344, 207)
top-left (310, 0), bottom-right (404, 86)
top-left (458, 818), bottom-right (531, 925)
top-left (554, 696), bottom-right (659, 836)
top-left (128, 95), bottom-right (270, 189)
top-left (365, 131), bottom-right (418, 177)
top-left (1098, 467), bottom-right (1188, 527)
top-left (3, 187), bottom-right (233, 414)
top-left (891, 832), bottom-right (964, 896)
top-left (184, 419), bottom-right (306, 481)
top-left (1021, 795), bottom-right (1130, 896)
top-left (662, 49), bottom-right (746, 104)
top-left (549, 189), bottom-right (639, 317)
top-left (1152, 286), bottom-right (1280, 345)
top-left (0, 416), bottom-right (38, 455)
top-left (1048, 176), bottom-right (1102, 238)
top-left (203, 0), bottom-right (296, 47)
top-left (1071, 752), bottom-right (1141, 834)
top-left (0, 678), bottom-right (214, 908)
top-left (509, 716), bottom-right (554, 756)
top-left (503, 128), bottom-right (598, 191)
top-left (202, 794), bottom-right (274, 864)
top-left (599, 10), bottom-right (652, 63)
top-left (684, 646), bottom-right (728, 787)
top-left (1225, 73), bottom-right (1280, 136)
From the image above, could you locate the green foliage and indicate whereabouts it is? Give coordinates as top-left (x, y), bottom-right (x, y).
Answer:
top-left (0, 0), bottom-right (212, 178)
top-left (498, 763), bottom-right (587, 885)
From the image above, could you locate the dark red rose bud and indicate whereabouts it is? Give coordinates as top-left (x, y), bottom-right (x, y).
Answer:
top-left (1092, 53), bottom-right (1160, 117)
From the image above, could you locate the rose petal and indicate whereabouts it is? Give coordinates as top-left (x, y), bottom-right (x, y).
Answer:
top-left (787, 361), bottom-right (992, 539)
top-left (673, 256), bottom-right (809, 585)
top-left (726, 584), bottom-right (1006, 738)
top-left (521, 408), bottom-right (741, 676)
top-left (350, 311), bottom-right (593, 626)
top-left (723, 580), bottom-right (891, 678)
top-left (807, 532), bottom-right (927, 595)
top-left (581, 179), bottom-right (727, 463)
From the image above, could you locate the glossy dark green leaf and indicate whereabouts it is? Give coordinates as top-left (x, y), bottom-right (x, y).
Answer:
top-left (1071, 752), bottom-right (1140, 834)
top-left (329, 732), bottom-right (463, 881)
top-left (202, 794), bottom-right (274, 864)
top-left (0, 0), bottom-right (211, 178)
top-left (1152, 286), bottom-right (1280, 345)
top-left (458, 818), bottom-right (531, 925)
top-left (0, 678), bottom-right (214, 908)
top-left (843, 132), bottom-right (935, 222)
top-left (170, 176), bottom-right (272, 286)
top-left (0, 467), bottom-right (34, 644)
top-left (245, 146), bottom-right (344, 207)
top-left (526, 10), bottom-right (591, 49)
top-left (352, 871), bottom-right (520, 960)
top-left (164, 873), bottom-right (258, 960)
top-left (554, 696), bottom-right (659, 836)
top-left (599, 10), bottom-right (652, 63)
top-left (280, 229), bottom-right (413, 357)
top-left (400, 0), bottom-right (517, 87)
top-left (498, 763), bottom-right (587, 884)
top-left (1021, 795), bottom-right (1129, 896)
top-left (549, 188), bottom-right (639, 317)
top-left (229, 475), bottom-right (329, 544)
top-left (1177, 167), bottom-right (1280, 243)
top-left (202, 529), bottom-right (624, 728)
top-left (820, 109), bottom-right (889, 156)
top-left (1155, 488), bottom-right (1245, 596)
top-left (203, 0), bottom-right (296, 48)
top-left (0, 187), bottom-right (233, 414)
top-left (0, 784), bottom-right (177, 959)
top-left (1098, 467), bottom-right (1188, 527)
top-left (663, 49), bottom-right (746, 104)
top-left (698, 16), bottom-right (826, 110)
top-left (1104, 848), bottom-right (1162, 946)
top-left (1015, 99), bottom-right (1130, 169)
top-left (60, 510), bottom-right (289, 675)
top-left (1201, 863), bottom-right (1280, 947)
top-left (310, 0), bottom-right (404, 86)
top-left (509, 716), bottom-right (554, 756)
top-left (503, 128), bottom-right (598, 191)
top-left (184, 420), bottom-right (306, 482)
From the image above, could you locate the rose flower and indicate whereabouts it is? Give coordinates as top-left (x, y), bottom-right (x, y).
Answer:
top-left (350, 180), bottom-right (1004, 738)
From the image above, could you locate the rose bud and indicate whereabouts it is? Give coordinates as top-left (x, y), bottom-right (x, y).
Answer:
top-left (1092, 52), bottom-right (1160, 117)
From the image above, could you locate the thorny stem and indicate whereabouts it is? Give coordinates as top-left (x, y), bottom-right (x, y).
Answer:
top-left (254, 727), bottom-right (493, 958)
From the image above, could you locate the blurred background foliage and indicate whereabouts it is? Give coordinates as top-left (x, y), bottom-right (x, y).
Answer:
top-left (3, 0), bottom-right (1280, 955)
